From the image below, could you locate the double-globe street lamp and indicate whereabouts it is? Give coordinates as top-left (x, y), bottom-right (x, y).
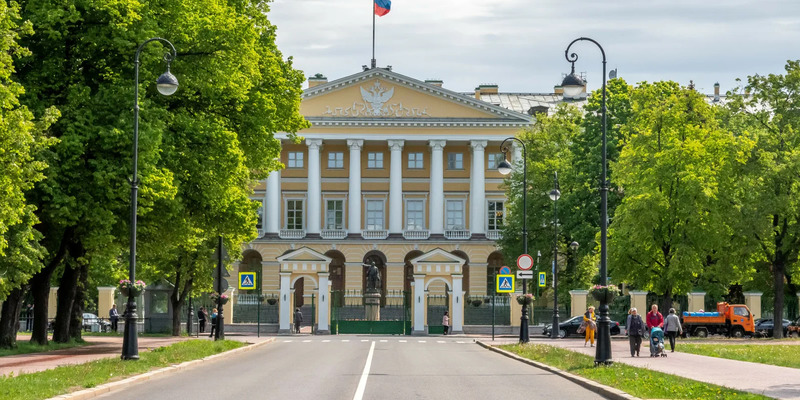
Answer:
top-left (561, 37), bottom-right (612, 365)
top-left (122, 38), bottom-right (179, 360)
top-left (547, 173), bottom-right (580, 338)
top-left (497, 137), bottom-right (529, 343)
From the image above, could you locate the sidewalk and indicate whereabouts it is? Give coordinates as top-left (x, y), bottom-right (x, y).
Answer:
top-left (485, 336), bottom-right (800, 400)
top-left (0, 333), bottom-right (269, 377)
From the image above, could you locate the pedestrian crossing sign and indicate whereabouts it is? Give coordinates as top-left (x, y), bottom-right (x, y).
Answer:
top-left (538, 272), bottom-right (546, 287)
top-left (238, 272), bottom-right (256, 290)
top-left (496, 274), bottom-right (515, 293)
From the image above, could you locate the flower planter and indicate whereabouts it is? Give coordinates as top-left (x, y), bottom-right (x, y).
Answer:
top-left (119, 287), bottom-right (143, 298)
top-left (516, 295), bottom-right (534, 306)
top-left (266, 298), bottom-right (278, 306)
top-left (471, 300), bottom-right (483, 307)
top-left (590, 289), bottom-right (616, 303)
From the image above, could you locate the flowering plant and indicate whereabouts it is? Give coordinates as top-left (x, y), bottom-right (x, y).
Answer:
top-left (209, 292), bottom-right (230, 304)
top-left (118, 279), bottom-right (146, 295)
top-left (589, 284), bottom-right (620, 302)
top-left (516, 293), bottom-right (534, 305)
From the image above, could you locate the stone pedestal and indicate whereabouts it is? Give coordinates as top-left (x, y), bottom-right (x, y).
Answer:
top-left (48, 287), bottom-right (59, 319)
top-left (365, 290), bottom-right (381, 321)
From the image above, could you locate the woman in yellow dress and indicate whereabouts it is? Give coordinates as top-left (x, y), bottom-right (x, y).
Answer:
top-left (584, 306), bottom-right (596, 347)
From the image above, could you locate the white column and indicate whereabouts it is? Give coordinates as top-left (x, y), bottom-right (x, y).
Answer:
top-left (513, 142), bottom-right (523, 167)
top-left (388, 140), bottom-right (405, 234)
top-left (266, 170), bottom-right (281, 234)
top-left (413, 274), bottom-right (426, 333)
top-left (470, 140), bottom-right (487, 236)
top-left (317, 272), bottom-right (330, 333)
top-left (347, 140), bottom-right (364, 235)
top-left (307, 139), bottom-right (322, 235)
top-left (279, 272), bottom-right (291, 333)
top-left (429, 140), bottom-right (446, 235)
top-left (452, 275), bottom-right (464, 333)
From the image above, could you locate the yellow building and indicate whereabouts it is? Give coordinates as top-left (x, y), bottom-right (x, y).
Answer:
top-left (236, 67), bottom-right (544, 334)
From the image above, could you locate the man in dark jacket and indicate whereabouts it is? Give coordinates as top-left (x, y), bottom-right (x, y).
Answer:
top-left (294, 308), bottom-right (303, 334)
top-left (109, 304), bottom-right (120, 332)
top-left (197, 307), bottom-right (207, 333)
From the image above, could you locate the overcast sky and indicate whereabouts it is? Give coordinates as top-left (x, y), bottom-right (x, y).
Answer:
top-left (269, 0), bottom-right (800, 94)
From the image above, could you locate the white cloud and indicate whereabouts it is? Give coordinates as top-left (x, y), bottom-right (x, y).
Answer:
top-left (269, 0), bottom-right (800, 94)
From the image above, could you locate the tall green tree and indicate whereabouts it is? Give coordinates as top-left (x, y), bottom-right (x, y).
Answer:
top-left (722, 61), bottom-right (800, 337)
top-left (15, 0), bottom-right (306, 343)
top-left (609, 81), bottom-right (753, 313)
top-left (0, 0), bottom-right (58, 349)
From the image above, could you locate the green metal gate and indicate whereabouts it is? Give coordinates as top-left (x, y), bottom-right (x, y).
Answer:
top-left (331, 290), bottom-right (411, 334)
top-left (427, 294), bottom-right (449, 334)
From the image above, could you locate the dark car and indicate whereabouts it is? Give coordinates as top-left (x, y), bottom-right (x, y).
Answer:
top-left (754, 318), bottom-right (790, 337)
top-left (542, 315), bottom-right (621, 338)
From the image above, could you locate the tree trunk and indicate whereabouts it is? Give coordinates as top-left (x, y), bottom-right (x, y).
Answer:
top-left (773, 259), bottom-right (785, 339)
top-left (52, 264), bottom-right (79, 343)
top-left (660, 288), bottom-right (673, 318)
top-left (170, 275), bottom-right (192, 336)
top-left (0, 287), bottom-right (26, 349)
top-left (29, 229), bottom-right (72, 345)
top-left (69, 262), bottom-right (89, 340)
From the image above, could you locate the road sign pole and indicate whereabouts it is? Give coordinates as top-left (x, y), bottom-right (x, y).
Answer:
top-left (492, 273), bottom-right (496, 341)
top-left (257, 269), bottom-right (261, 338)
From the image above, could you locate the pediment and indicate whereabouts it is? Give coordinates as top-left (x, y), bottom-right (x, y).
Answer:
top-left (301, 69), bottom-right (531, 126)
top-left (411, 248), bottom-right (466, 265)
top-left (277, 247), bottom-right (332, 263)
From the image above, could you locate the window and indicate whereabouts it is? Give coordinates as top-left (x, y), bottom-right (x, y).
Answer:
top-left (734, 307), bottom-right (750, 318)
top-left (288, 152), bottom-right (304, 168)
top-left (487, 201), bottom-right (504, 231)
top-left (447, 153), bottom-right (463, 169)
top-left (446, 200), bottom-right (465, 230)
top-left (325, 200), bottom-right (344, 230)
top-left (366, 200), bottom-right (385, 230)
top-left (286, 200), bottom-right (304, 230)
top-left (255, 200), bottom-right (264, 230)
top-left (487, 153), bottom-right (505, 170)
top-left (408, 152), bottom-right (423, 169)
top-left (368, 152), bottom-right (384, 168)
top-left (406, 200), bottom-right (424, 230)
top-left (327, 152), bottom-right (344, 169)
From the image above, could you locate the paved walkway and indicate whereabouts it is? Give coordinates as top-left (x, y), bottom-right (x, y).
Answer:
top-left (0, 333), bottom-right (270, 377)
top-left (483, 336), bottom-right (800, 400)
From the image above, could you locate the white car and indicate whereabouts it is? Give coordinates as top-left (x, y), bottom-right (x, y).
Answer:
top-left (82, 312), bottom-right (111, 332)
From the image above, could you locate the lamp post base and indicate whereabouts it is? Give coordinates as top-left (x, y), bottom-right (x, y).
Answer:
top-left (594, 299), bottom-right (613, 365)
top-left (519, 304), bottom-right (530, 343)
top-left (121, 296), bottom-right (139, 360)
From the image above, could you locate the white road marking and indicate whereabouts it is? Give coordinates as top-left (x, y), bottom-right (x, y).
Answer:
top-left (437, 340), bottom-right (445, 343)
top-left (361, 339), bottom-right (369, 342)
top-left (418, 340), bottom-right (426, 343)
top-left (283, 340), bottom-right (293, 342)
top-left (322, 340), bottom-right (331, 342)
top-left (457, 341), bottom-right (465, 343)
top-left (303, 340), bottom-right (311, 342)
top-left (399, 340), bottom-right (407, 343)
top-left (342, 340), bottom-right (350, 342)
top-left (353, 341), bottom-right (376, 400)
top-left (380, 340), bottom-right (388, 342)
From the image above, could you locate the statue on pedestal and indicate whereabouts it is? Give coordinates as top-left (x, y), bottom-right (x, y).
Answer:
top-left (365, 261), bottom-right (381, 293)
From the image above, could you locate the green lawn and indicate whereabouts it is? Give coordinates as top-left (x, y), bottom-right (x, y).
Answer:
top-left (0, 339), bottom-right (245, 400)
top-left (499, 344), bottom-right (770, 400)
top-left (0, 340), bottom-right (88, 358)
top-left (677, 343), bottom-right (800, 369)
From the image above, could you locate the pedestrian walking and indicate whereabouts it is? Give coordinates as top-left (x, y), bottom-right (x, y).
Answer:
top-left (442, 311), bottom-right (450, 335)
top-left (109, 304), bottom-right (120, 333)
top-left (584, 306), bottom-right (596, 347)
top-left (626, 308), bottom-right (645, 357)
top-left (646, 304), bottom-right (664, 330)
top-left (209, 308), bottom-right (218, 338)
top-left (197, 307), bottom-right (207, 333)
top-left (663, 308), bottom-right (683, 352)
top-left (25, 304), bottom-right (33, 331)
top-left (294, 308), bottom-right (303, 334)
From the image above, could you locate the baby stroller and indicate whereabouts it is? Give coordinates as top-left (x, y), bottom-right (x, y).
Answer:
top-left (650, 327), bottom-right (666, 357)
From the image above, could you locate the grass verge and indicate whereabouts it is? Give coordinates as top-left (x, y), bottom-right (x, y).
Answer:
top-left (499, 344), bottom-right (770, 400)
top-left (0, 339), bottom-right (245, 400)
top-left (677, 343), bottom-right (800, 369)
top-left (0, 340), bottom-right (87, 358)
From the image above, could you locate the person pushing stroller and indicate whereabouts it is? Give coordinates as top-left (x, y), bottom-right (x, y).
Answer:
top-left (649, 327), bottom-right (667, 357)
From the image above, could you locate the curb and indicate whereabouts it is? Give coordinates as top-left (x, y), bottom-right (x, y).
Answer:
top-left (476, 340), bottom-right (640, 400)
top-left (49, 338), bottom-right (276, 400)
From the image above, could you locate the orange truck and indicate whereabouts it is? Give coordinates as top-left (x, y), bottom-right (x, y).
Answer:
top-left (681, 302), bottom-right (756, 338)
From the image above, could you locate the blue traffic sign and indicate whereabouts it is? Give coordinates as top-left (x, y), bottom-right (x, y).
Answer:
top-left (538, 272), bottom-right (546, 287)
top-left (499, 266), bottom-right (511, 275)
top-left (496, 274), bottom-right (515, 293)
top-left (238, 272), bottom-right (256, 290)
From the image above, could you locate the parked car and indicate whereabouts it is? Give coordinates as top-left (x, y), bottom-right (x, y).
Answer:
top-left (754, 318), bottom-right (791, 337)
top-left (82, 312), bottom-right (111, 332)
top-left (542, 315), bottom-right (621, 338)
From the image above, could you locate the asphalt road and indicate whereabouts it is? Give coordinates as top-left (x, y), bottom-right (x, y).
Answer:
top-left (96, 336), bottom-right (606, 400)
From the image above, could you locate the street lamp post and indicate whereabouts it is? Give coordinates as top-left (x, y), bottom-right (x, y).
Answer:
top-left (498, 137), bottom-right (529, 343)
top-left (548, 172), bottom-right (560, 339)
top-left (122, 38), bottom-right (179, 360)
top-left (562, 36), bottom-right (612, 365)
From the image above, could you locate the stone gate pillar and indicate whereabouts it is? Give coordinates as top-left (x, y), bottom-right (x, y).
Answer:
top-left (279, 272), bottom-right (291, 334)
top-left (317, 272), bottom-right (330, 334)
top-left (688, 292), bottom-right (706, 312)
top-left (570, 290), bottom-right (589, 319)
top-left (743, 292), bottom-right (762, 320)
top-left (451, 275), bottom-right (464, 333)
top-left (412, 275), bottom-right (426, 334)
top-left (628, 291), bottom-right (647, 316)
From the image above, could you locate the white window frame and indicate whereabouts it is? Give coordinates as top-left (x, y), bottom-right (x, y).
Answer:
top-left (327, 152), bottom-right (344, 169)
top-left (445, 199), bottom-right (466, 230)
top-left (487, 200), bottom-right (505, 231)
top-left (487, 153), bottom-right (504, 170)
top-left (408, 152), bottom-right (424, 169)
top-left (288, 152), bottom-right (304, 168)
top-left (284, 198), bottom-right (305, 230)
top-left (404, 199), bottom-right (426, 230)
top-left (365, 199), bottom-right (386, 230)
top-left (324, 198), bottom-right (346, 230)
top-left (447, 153), bottom-right (463, 170)
top-left (367, 152), bottom-right (384, 169)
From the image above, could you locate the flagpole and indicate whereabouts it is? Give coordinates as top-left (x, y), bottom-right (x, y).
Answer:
top-left (371, 0), bottom-right (376, 69)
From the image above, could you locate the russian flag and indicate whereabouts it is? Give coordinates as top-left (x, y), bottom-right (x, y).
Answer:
top-left (374, 0), bottom-right (391, 16)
